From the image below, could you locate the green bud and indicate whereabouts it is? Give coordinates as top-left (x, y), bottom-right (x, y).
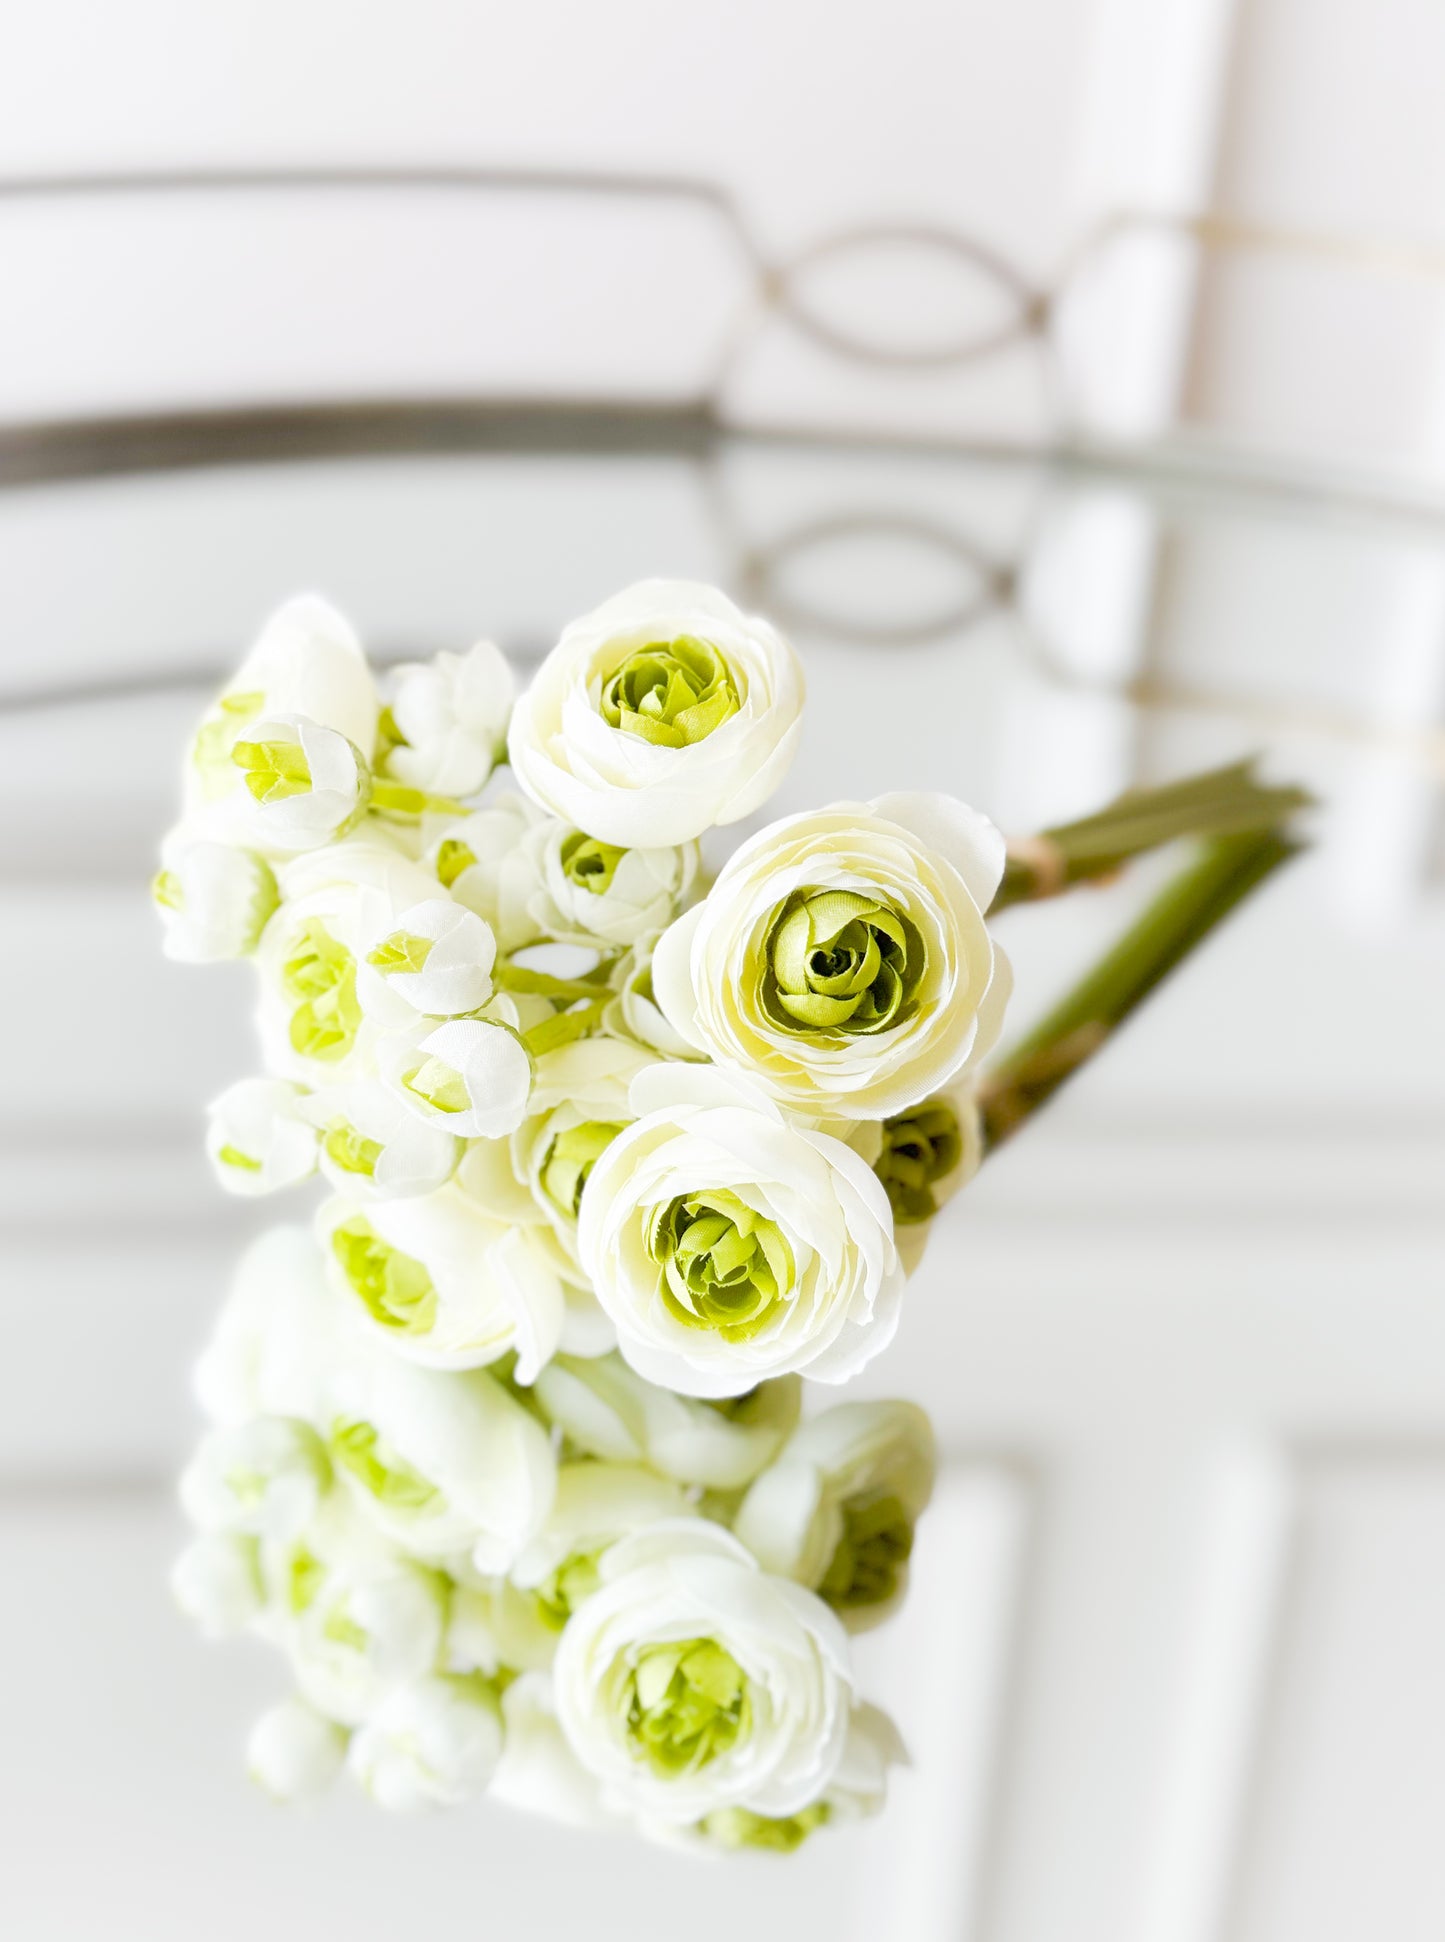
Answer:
top-left (873, 1100), bottom-right (962, 1223)
top-left (600, 637), bottom-right (740, 749)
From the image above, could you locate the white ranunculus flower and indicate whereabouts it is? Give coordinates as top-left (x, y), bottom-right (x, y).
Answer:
top-left (509, 1463), bottom-right (689, 1630)
top-left (266, 1500), bottom-right (447, 1727)
top-left (180, 1416), bottom-right (331, 1542)
top-left (553, 1520), bottom-right (853, 1824)
top-left (492, 1671), bottom-right (623, 1830)
top-left (652, 793), bottom-right (1012, 1122)
top-left (194, 1227), bottom-right (343, 1429)
top-left (423, 793), bottom-right (547, 953)
top-left (185, 596), bottom-right (379, 813)
top-left (508, 580), bottom-right (805, 847)
top-left (350, 1673), bottom-right (504, 1810)
top-left (577, 1065), bottom-right (903, 1399)
top-left (153, 831), bottom-right (278, 961)
top-left (605, 931), bottom-right (708, 1061)
top-left (302, 1079), bottom-right (461, 1201)
top-left (247, 1698), bottom-right (348, 1802)
top-left (323, 1337), bottom-right (555, 1572)
top-left (380, 642), bottom-right (515, 800)
top-left (205, 1078), bottom-right (318, 1197)
top-left (506, 1036), bottom-right (660, 1286)
top-left (357, 897), bottom-right (497, 1020)
top-left (317, 1187), bottom-right (564, 1381)
top-left (254, 841), bottom-right (439, 1084)
top-left (527, 821), bottom-right (700, 951)
top-left (379, 1016), bottom-right (533, 1141)
top-left (171, 1533), bottom-right (263, 1637)
top-left (214, 713), bottom-right (372, 856)
top-left (532, 1352), bottom-right (802, 1491)
top-left (732, 1401), bottom-right (936, 1631)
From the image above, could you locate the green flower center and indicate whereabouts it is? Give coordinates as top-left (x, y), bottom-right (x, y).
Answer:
top-left (647, 1190), bottom-right (794, 1341)
top-left (817, 1492), bottom-right (914, 1611)
top-left (330, 1419), bottom-right (442, 1513)
top-left (282, 920), bottom-right (363, 1063)
top-left (288, 1545), bottom-right (326, 1614)
top-left (435, 838), bottom-right (477, 889)
top-left (152, 869), bottom-right (184, 912)
top-left (701, 1803), bottom-right (831, 1853)
top-left (215, 1144), bottom-right (263, 1174)
top-left (625, 1638), bottom-right (750, 1777)
top-left (401, 1055), bottom-right (470, 1115)
top-left (232, 736), bottom-right (313, 803)
top-left (366, 930), bottom-right (434, 976)
top-left (533, 1545), bottom-right (608, 1629)
top-left (322, 1120), bottom-right (384, 1179)
top-left (541, 1120), bottom-right (626, 1219)
top-left (600, 637), bottom-right (740, 748)
top-left (874, 1100), bottom-right (962, 1223)
top-left (331, 1217), bottom-right (437, 1335)
top-left (559, 830), bottom-right (629, 896)
top-left (763, 888), bottom-right (924, 1036)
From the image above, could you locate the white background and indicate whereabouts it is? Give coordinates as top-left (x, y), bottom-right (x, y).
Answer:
top-left (2, 4), bottom-right (1445, 1940)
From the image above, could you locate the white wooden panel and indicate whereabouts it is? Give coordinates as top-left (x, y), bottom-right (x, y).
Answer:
top-left (1229, 1451), bottom-right (1445, 1942)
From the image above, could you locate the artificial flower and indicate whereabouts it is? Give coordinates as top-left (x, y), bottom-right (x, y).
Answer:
top-left (507, 581), bottom-right (804, 847)
top-left (652, 793), bottom-right (1012, 1121)
top-left (204, 1078), bottom-right (318, 1197)
top-left (732, 1400), bottom-right (935, 1629)
top-left (379, 641), bottom-right (514, 800)
top-left (553, 1521), bottom-right (853, 1823)
top-left (578, 1065), bottom-right (902, 1397)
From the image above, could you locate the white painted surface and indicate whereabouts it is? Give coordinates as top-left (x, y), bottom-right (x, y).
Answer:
top-left (4, 5), bottom-right (1445, 1939)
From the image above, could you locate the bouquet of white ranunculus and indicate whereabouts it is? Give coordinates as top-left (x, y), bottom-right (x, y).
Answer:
top-left (160, 583), bottom-right (1309, 1849)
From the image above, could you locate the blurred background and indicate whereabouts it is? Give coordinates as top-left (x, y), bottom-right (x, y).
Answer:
top-left (2, 3), bottom-right (1444, 1939)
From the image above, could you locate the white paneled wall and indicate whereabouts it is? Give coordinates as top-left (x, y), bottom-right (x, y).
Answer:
top-left (4, 5), bottom-right (1445, 1941)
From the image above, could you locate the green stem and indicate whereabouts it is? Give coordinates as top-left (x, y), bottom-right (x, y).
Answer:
top-left (990, 759), bottom-right (1313, 911)
top-left (370, 778), bottom-right (470, 820)
top-left (494, 960), bottom-right (618, 1002)
top-left (980, 829), bottom-right (1303, 1152)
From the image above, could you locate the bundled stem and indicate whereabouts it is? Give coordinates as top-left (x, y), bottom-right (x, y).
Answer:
top-left (990, 759), bottom-right (1312, 912)
top-left (979, 827), bottom-right (1303, 1152)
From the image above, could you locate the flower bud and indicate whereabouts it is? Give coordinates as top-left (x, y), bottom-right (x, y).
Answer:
top-left (350, 1674), bottom-right (503, 1810)
top-left (205, 1078), bottom-right (318, 1197)
top-left (154, 834), bottom-right (278, 961)
top-left (247, 1698), bottom-right (348, 1802)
